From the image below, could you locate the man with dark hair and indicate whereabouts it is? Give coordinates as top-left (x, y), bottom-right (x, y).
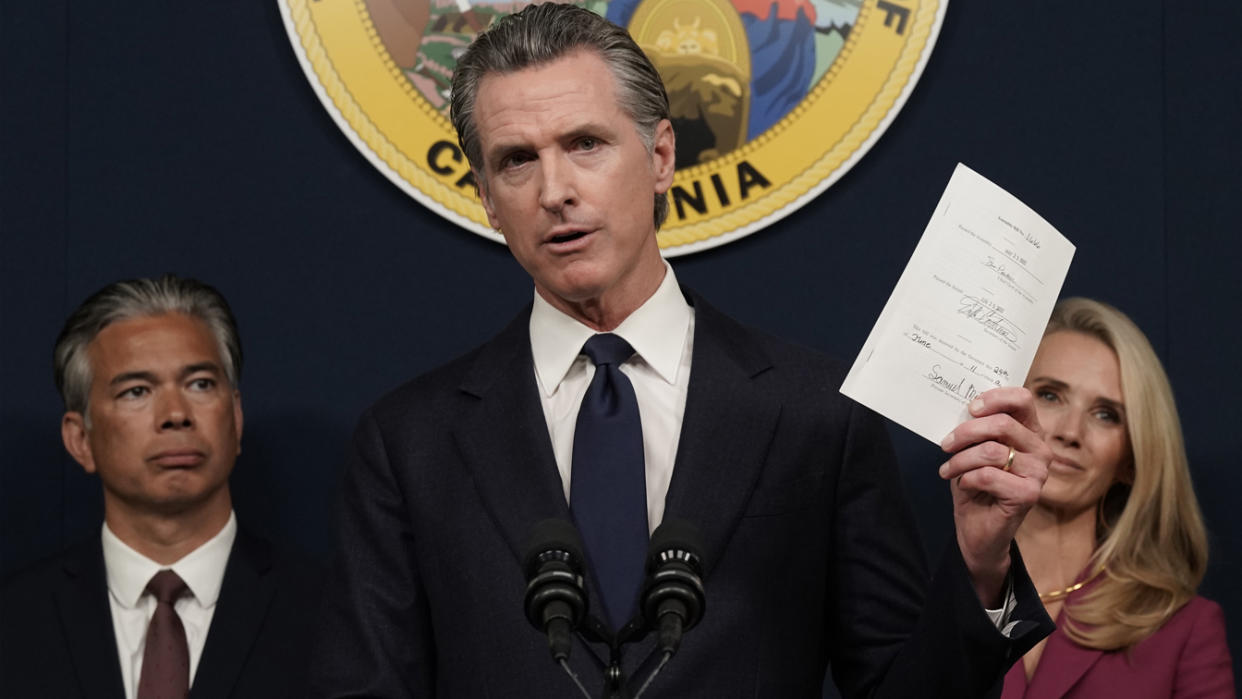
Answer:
top-left (312, 5), bottom-right (1054, 697)
top-left (1, 275), bottom-right (320, 699)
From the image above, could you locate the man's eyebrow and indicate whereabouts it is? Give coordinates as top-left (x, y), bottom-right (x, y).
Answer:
top-left (109, 370), bottom-right (159, 387)
top-left (107, 363), bottom-right (222, 387)
top-left (564, 123), bottom-right (608, 138)
top-left (484, 138), bottom-right (530, 161)
top-left (180, 362), bottom-right (223, 379)
top-left (484, 123), bottom-right (616, 162)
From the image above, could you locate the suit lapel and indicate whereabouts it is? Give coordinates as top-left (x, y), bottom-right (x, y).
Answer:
top-left (454, 307), bottom-right (572, 565)
top-left (190, 530), bottom-right (276, 699)
top-left (1025, 618), bottom-right (1104, 699)
top-left (663, 292), bottom-right (780, 576)
top-left (56, 542), bottom-right (126, 699)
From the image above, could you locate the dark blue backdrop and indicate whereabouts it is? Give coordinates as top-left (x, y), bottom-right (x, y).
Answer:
top-left (2, 0), bottom-right (1239, 692)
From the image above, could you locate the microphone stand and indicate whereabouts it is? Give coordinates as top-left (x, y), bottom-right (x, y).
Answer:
top-left (616, 617), bottom-right (673, 699)
top-left (568, 613), bottom-right (667, 699)
top-left (576, 614), bottom-right (632, 698)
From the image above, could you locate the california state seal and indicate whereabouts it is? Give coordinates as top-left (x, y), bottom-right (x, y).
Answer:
top-left (279, 0), bottom-right (946, 255)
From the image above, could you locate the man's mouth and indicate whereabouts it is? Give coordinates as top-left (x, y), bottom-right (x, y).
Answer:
top-left (150, 450), bottom-right (205, 468)
top-left (548, 229), bottom-right (590, 245)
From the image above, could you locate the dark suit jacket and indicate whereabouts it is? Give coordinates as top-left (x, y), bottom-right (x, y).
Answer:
top-left (310, 291), bottom-right (1052, 698)
top-left (1001, 596), bottom-right (1235, 699)
top-left (0, 527), bottom-right (322, 699)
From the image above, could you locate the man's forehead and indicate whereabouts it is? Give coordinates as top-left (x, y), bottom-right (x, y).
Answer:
top-left (88, 313), bottom-right (223, 376)
top-left (474, 51), bottom-right (630, 149)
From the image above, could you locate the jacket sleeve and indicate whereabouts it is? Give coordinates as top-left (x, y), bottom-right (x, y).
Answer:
top-left (1174, 599), bottom-right (1236, 699)
top-left (827, 400), bottom-right (1053, 699)
top-left (307, 408), bottom-right (436, 698)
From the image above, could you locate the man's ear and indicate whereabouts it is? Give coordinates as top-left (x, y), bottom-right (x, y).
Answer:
top-left (61, 412), bottom-right (96, 474)
top-left (475, 170), bottom-right (502, 232)
top-left (651, 119), bottom-right (676, 194)
top-left (232, 390), bottom-right (244, 456)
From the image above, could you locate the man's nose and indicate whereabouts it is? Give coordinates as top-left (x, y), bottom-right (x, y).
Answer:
top-left (157, 390), bottom-right (194, 430)
top-left (538, 154), bottom-right (578, 213)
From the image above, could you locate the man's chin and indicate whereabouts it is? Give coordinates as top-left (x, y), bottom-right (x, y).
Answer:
top-left (112, 481), bottom-right (230, 517)
top-left (535, 274), bottom-right (610, 308)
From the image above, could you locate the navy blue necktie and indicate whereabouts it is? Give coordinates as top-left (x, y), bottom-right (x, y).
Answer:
top-left (571, 333), bottom-right (648, 628)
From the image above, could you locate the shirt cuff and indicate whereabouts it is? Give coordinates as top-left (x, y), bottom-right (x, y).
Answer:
top-left (984, 577), bottom-right (1020, 637)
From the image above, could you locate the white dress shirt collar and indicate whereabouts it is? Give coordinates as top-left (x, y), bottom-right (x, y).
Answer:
top-left (102, 510), bottom-right (237, 609)
top-left (530, 262), bottom-right (691, 396)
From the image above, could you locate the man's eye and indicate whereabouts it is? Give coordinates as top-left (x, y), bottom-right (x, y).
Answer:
top-left (189, 378), bottom-right (216, 391)
top-left (577, 137), bottom-right (598, 151)
top-left (119, 386), bottom-right (149, 399)
top-left (503, 152), bottom-right (533, 169)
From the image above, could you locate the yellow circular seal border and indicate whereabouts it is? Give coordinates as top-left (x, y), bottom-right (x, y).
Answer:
top-left (278, 0), bottom-right (947, 256)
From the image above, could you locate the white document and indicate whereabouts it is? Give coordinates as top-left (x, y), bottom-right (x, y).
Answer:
top-left (841, 163), bottom-right (1075, 444)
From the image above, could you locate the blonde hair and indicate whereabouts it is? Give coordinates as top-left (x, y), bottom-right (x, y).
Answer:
top-left (1043, 298), bottom-right (1208, 650)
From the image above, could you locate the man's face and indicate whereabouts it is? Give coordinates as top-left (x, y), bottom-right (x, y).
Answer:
top-left (472, 49), bottom-right (676, 319)
top-left (61, 313), bottom-right (242, 518)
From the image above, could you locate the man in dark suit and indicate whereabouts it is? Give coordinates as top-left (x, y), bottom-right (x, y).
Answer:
top-left (0, 276), bottom-right (319, 699)
top-left (310, 5), bottom-right (1055, 697)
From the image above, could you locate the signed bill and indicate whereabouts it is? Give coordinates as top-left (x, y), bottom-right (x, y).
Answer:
top-left (841, 164), bottom-right (1075, 444)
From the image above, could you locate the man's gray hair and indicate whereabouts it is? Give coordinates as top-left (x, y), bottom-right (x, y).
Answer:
top-left (54, 275), bottom-right (243, 415)
top-left (450, 2), bottom-right (672, 229)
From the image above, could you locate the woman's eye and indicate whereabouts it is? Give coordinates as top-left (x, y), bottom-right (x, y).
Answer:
top-left (1094, 408), bottom-right (1121, 424)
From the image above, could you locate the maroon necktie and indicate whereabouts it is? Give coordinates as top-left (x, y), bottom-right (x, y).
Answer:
top-left (137, 569), bottom-right (190, 699)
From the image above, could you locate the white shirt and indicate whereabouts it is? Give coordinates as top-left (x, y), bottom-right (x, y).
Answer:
top-left (101, 511), bottom-right (236, 699)
top-left (530, 262), bottom-right (694, 534)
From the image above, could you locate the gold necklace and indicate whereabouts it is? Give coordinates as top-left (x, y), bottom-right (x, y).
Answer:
top-left (1038, 570), bottom-right (1103, 603)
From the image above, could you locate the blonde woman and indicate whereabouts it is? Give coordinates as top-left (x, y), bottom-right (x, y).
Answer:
top-left (1003, 298), bottom-right (1234, 698)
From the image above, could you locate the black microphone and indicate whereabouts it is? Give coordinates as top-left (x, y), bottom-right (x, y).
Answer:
top-left (523, 519), bottom-right (589, 663)
top-left (640, 519), bottom-right (706, 656)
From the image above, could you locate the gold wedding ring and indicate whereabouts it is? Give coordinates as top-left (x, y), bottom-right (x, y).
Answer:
top-left (1003, 447), bottom-right (1016, 472)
